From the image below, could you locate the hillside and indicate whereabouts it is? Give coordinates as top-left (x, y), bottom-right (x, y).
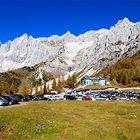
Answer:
top-left (0, 18), bottom-right (140, 94)
top-left (94, 50), bottom-right (140, 87)
top-left (0, 66), bottom-right (54, 95)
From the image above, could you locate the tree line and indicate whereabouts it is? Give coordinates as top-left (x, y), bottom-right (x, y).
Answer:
top-left (51, 74), bottom-right (77, 92)
top-left (0, 68), bottom-right (77, 95)
top-left (95, 51), bottom-right (140, 86)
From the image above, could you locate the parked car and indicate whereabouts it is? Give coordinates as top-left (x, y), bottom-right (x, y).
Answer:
top-left (129, 96), bottom-right (137, 100)
top-left (36, 95), bottom-right (47, 100)
top-left (82, 96), bottom-right (92, 100)
top-left (32, 95), bottom-right (39, 100)
top-left (76, 95), bottom-right (83, 100)
top-left (87, 94), bottom-right (96, 101)
top-left (14, 94), bottom-right (29, 101)
top-left (43, 94), bottom-right (52, 100)
top-left (118, 95), bottom-right (128, 100)
top-left (47, 95), bottom-right (56, 101)
top-left (32, 95), bottom-right (40, 100)
top-left (0, 97), bottom-right (9, 106)
top-left (137, 93), bottom-right (140, 99)
top-left (109, 95), bottom-right (118, 100)
top-left (54, 95), bottom-right (64, 100)
top-left (26, 95), bottom-right (35, 100)
top-left (95, 95), bottom-right (109, 100)
top-left (11, 95), bottom-right (21, 102)
top-left (65, 95), bottom-right (77, 100)
top-left (1, 96), bottom-right (19, 104)
top-left (14, 94), bottom-right (24, 101)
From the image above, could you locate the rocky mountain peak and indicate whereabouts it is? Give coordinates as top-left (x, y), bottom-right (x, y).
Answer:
top-left (20, 33), bottom-right (30, 39)
top-left (47, 35), bottom-right (60, 41)
top-left (60, 31), bottom-right (77, 42)
top-left (115, 17), bottom-right (134, 27)
top-left (121, 17), bottom-right (130, 22)
top-left (66, 30), bottom-right (71, 34)
top-left (0, 18), bottom-right (140, 77)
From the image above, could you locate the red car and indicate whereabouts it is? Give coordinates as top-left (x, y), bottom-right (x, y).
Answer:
top-left (82, 96), bottom-right (92, 100)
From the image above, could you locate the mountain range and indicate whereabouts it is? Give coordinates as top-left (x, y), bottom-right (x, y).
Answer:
top-left (0, 18), bottom-right (140, 80)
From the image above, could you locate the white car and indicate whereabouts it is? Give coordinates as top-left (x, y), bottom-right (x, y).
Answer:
top-left (95, 96), bottom-right (109, 101)
top-left (76, 95), bottom-right (83, 100)
top-left (129, 97), bottom-right (137, 100)
top-left (54, 95), bottom-right (64, 100)
top-left (47, 95), bottom-right (56, 101)
top-left (119, 96), bottom-right (129, 100)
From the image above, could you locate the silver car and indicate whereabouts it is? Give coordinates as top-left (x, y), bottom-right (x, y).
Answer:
top-left (0, 97), bottom-right (9, 106)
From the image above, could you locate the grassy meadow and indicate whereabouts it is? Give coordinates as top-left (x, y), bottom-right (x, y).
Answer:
top-left (0, 100), bottom-right (140, 140)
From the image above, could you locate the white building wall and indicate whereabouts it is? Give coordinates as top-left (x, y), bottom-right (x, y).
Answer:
top-left (85, 80), bottom-right (93, 85)
top-left (99, 80), bottom-right (106, 85)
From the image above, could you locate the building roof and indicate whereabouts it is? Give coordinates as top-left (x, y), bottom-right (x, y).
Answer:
top-left (82, 75), bottom-right (105, 81)
top-left (82, 75), bottom-right (94, 80)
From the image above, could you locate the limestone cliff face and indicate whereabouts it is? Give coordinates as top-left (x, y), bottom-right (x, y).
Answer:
top-left (73, 18), bottom-right (140, 75)
top-left (0, 18), bottom-right (140, 76)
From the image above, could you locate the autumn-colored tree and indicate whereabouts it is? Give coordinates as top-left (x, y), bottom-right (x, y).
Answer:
top-left (93, 50), bottom-right (140, 87)
top-left (18, 79), bottom-right (32, 95)
top-left (43, 82), bottom-right (47, 94)
top-left (39, 85), bottom-right (43, 95)
top-left (57, 79), bottom-right (62, 92)
top-left (42, 72), bottom-right (53, 82)
top-left (29, 74), bottom-right (36, 87)
top-left (61, 76), bottom-right (66, 87)
top-left (42, 73), bottom-right (53, 93)
top-left (133, 67), bottom-right (140, 82)
top-left (9, 82), bottom-right (17, 95)
top-left (46, 84), bottom-right (50, 92)
top-left (66, 74), bottom-right (77, 88)
top-left (35, 86), bottom-right (39, 95)
top-left (122, 71), bottom-right (129, 85)
top-left (37, 78), bottom-right (42, 86)
top-left (52, 79), bottom-right (57, 91)
top-left (0, 80), bottom-right (9, 95)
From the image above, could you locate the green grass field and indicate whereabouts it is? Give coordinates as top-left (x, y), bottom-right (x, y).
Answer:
top-left (0, 101), bottom-right (140, 140)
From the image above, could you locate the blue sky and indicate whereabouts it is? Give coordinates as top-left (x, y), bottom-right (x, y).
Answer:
top-left (0, 0), bottom-right (140, 43)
